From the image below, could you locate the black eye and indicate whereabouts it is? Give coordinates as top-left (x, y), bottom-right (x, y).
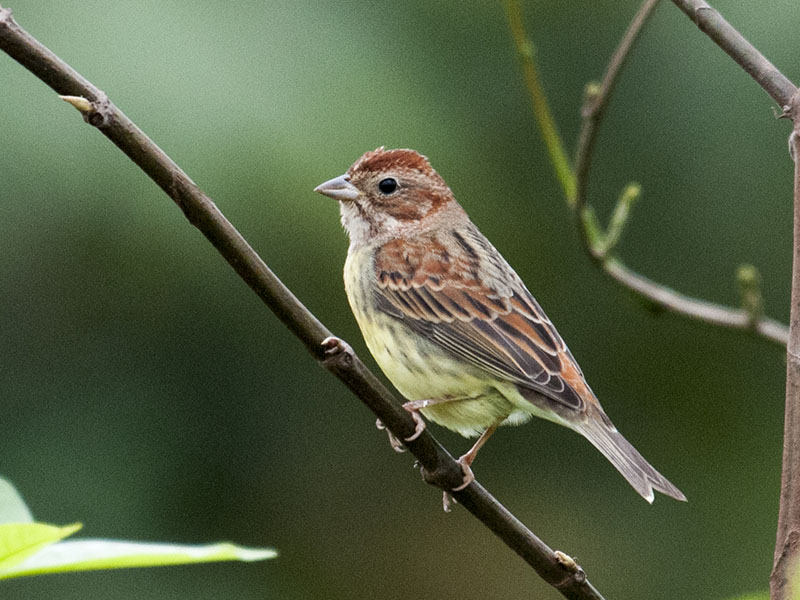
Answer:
top-left (378, 178), bottom-right (397, 194)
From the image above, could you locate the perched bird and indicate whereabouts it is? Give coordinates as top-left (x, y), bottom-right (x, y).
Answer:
top-left (315, 147), bottom-right (685, 503)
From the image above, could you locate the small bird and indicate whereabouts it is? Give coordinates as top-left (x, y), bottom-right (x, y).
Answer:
top-left (315, 147), bottom-right (685, 503)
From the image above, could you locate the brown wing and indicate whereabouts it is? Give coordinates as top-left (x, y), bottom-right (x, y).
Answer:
top-left (373, 229), bottom-right (592, 412)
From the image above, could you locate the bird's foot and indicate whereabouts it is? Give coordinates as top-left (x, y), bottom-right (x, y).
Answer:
top-left (376, 403), bottom-right (426, 452)
top-left (451, 454), bottom-right (476, 492)
top-left (401, 404), bottom-right (426, 441)
top-left (376, 418), bottom-right (406, 453)
top-left (441, 454), bottom-right (476, 512)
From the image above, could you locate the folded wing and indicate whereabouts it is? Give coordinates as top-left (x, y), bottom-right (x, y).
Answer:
top-left (373, 229), bottom-right (592, 412)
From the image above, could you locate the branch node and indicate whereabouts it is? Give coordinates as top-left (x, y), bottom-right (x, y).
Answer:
top-left (60, 92), bottom-right (113, 127)
top-left (581, 81), bottom-right (602, 118)
top-left (320, 336), bottom-right (355, 368)
top-left (0, 6), bottom-right (13, 26)
top-left (517, 38), bottom-right (535, 60)
top-left (554, 550), bottom-right (587, 585)
top-left (736, 263), bottom-right (764, 327)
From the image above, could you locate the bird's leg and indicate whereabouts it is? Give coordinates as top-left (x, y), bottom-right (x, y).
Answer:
top-left (452, 422), bottom-right (499, 490)
top-left (442, 420), bottom-right (502, 512)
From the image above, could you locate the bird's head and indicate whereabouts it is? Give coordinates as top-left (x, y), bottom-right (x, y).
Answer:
top-left (314, 147), bottom-right (466, 246)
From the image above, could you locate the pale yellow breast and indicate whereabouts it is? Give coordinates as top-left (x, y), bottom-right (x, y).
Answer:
top-left (343, 244), bottom-right (532, 437)
top-left (344, 245), bottom-right (474, 396)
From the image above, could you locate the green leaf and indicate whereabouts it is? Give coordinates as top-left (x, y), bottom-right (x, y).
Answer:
top-left (0, 476), bottom-right (276, 580)
top-left (0, 523), bottom-right (82, 569)
top-left (728, 593), bottom-right (768, 600)
top-left (0, 478), bottom-right (33, 524)
top-left (0, 538), bottom-right (277, 579)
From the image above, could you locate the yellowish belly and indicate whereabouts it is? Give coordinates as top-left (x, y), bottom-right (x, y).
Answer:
top-left (344, 245), bottom-right (532, 437)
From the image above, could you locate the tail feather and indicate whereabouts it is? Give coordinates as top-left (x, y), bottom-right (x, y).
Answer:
top-left (575, 416), bottom-right (686, 503)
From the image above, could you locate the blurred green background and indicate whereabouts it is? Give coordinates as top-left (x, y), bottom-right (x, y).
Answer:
top-left (1, 1), bottom-right (797, 598)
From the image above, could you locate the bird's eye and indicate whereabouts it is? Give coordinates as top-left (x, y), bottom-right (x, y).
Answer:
top-left (378, 178), bottom-right (397, 195)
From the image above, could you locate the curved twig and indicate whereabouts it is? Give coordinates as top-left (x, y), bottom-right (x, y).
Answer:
top-left (0, 6), bottom-right (605, 600)
top-left (504, 0), bottom-right (789, 347)
top-left (573, 0), bottom-right (661, 248)
top-left (573, 0), bottom-right (660, 254)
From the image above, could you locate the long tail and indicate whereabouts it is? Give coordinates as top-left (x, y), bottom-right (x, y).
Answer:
top-left (574, 414), bottom-right (686, 503)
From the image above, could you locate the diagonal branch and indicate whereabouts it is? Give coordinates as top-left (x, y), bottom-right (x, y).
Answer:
top-left (504, 0), bottom-right (789, 347)
top-left (670, 0), bottom-right (795, 108)
top-left (0, 6), bottom-right (606, 600)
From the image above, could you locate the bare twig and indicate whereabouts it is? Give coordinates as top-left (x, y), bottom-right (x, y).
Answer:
top-left (771, 89), bottom-right (800, 600)
top-left (670, 0), bottom-right (796, 108)
top-left (504, 0), bottom-right (789, 347)
top-left (0, 6), bottom-right (605, 600)
top-left (604, 260), bottom-right (788, 346)
top-left (574, 0), bottom-right (661, 239)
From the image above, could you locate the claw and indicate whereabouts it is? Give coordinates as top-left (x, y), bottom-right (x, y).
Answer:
top-left (376, 401), bottom-right (428, 452)
top-left (451, 456), bottom-right (476, 492)
top-left (439, 455), bottom-right (476, 513)
top-left (376, 418), bottom-right (407, 453)
top-left (403, 408), bottom-right (426, 442)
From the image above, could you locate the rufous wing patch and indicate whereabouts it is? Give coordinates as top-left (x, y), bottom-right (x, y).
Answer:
top-left (373, 233), bottom-right (591, 412)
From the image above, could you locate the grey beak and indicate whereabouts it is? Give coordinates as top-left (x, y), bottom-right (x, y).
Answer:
top-left (314, 173), bottom-right (359, 202)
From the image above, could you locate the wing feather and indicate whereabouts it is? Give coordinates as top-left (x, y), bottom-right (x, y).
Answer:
top-left (373, 231), bottom-right (588, 411)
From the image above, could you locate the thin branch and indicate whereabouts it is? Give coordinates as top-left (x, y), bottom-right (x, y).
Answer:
top-left (670, 0), bottom-right (796, 108)
top-left (504, 0), bottom-right (790, 347)
top-left (771, 89), bottom-right (800, 600)
top-left (0, 6), bottom-right (605, 600)
top-left (502, 0), bottom-right (576, 204)
top-left (604, 260), bottom-right (788, 346)
top-left (574, 0), bottom-right (661, 226)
